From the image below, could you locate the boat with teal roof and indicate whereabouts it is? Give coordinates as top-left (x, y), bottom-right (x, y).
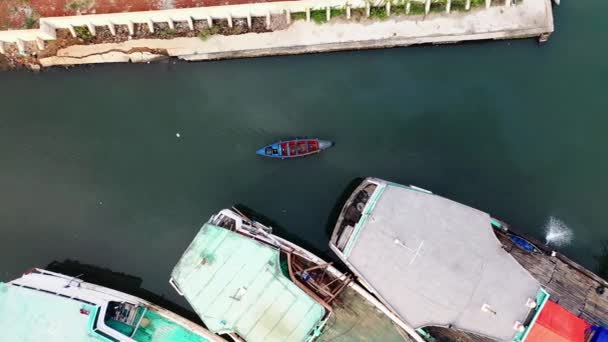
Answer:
top-left (170, 208), bottom-right (424, 342)
top-left (0, 268), bottom-right (221, 342)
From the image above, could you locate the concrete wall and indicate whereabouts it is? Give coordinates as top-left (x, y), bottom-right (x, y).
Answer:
top-left (0, 0), bottom-right (516, 55)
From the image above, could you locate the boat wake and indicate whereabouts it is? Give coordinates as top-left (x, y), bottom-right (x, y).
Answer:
top-left (544, 216), bottom-right (573, 247)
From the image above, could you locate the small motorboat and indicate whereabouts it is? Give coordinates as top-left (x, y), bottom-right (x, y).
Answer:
top-left (508, 233), bottom-right (543, 254)
top-left (256, 138), bottom-right (334, 159)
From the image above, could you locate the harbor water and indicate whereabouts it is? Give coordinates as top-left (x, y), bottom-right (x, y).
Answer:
top-left (1, 0), bottom-right (607, 305)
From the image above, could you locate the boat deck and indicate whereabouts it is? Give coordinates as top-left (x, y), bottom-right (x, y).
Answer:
top-left (318, 286), bottom-right (413, 342)
top-left (426, 229), bottom-right (608, 342)
top-left (495, 229), bottom-right (608, 327)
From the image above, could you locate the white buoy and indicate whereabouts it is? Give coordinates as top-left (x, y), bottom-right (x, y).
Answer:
top-left (176, 133), bottom-right (181, 138)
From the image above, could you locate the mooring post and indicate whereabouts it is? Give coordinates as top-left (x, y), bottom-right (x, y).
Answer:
top-left (108, 22), bottom-right (116, 35)
top-left (36, 37), bottom-right (45, 50)
top-left (187, 17), bottom-right (194, 30)
top-left (127, 21), bottom-right (134, 35)
top-left (286, 9), bottom-right (291, 24)
top-left (16, 39), bottom-right (25, 55)
top-left (465, 0), bottom-right (471, 10)
top-left (366, 2), bottom-right (371, 17)
top-left (0, 42), bottom-right (5, 55)
top-left (425, 0), bottom-right (431, 14)
top-left (87, 23), bottom-right (96, 36)
top-left (227, 14), bottom-right (233, 28)
top-left (207, 16), bottom-right (213, 27)
top-left (147, 19), bottom-right (154, 33)
top-left (247, 13), bottom-right (252, 28)
top-left (306, 8), bottom-right (311, 22)
top-left (346, 5), bottom-right (351, 19)
top-left (386, 2), bottom-right (391, 16)
top-left (446, 0), bottom-right (451, 13)
top-left (266, 11), bottom-right (271, 29)
top-left (326, 7), bottom-right (331, 21)
top-left (505, 0), bottom-right (511, 7)
top-left (406, 1), bottom-right (411, 14)
top-left (167, 18), bottom-right (175, 30)
top-left (486, 0), bottom-right (491, 8)
top-left (68, 24), bottom-right (77, 38)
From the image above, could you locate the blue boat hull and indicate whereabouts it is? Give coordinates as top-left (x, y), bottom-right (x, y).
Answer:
top-left (256, 139), bottom-right (333, 159)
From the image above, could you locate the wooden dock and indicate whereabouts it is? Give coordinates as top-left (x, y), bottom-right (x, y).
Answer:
top-left (426, 228), bottom-right (608, 342)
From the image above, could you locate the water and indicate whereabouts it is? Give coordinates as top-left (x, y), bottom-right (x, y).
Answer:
top-left (544, 216), bottom-right (573, 247)
top-left (1, 0), bottom-right (608, 304)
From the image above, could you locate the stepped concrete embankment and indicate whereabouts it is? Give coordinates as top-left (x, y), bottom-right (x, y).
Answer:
top-left (0, 0), bottom-right (554, 69)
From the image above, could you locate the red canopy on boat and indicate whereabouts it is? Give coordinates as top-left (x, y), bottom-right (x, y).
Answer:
top-left (526, 301), bottom-right (591, 342)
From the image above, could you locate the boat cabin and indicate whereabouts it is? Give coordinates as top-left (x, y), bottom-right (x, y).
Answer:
top-left (330, 178), bottom-right (548, 342)
top-left (0, 269), bottom-right (213, 342)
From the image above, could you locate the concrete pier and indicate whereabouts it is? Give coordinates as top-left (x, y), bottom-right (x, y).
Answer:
top-left (0, 0), bottom-right (554, 67)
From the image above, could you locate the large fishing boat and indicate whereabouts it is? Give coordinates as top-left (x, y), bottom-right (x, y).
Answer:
top-left (329, 177), bottom-right (608, 342)
top-left (0, 268), bottom-right (221, 342)
top-left (170, 208), bottom-right (424, 342)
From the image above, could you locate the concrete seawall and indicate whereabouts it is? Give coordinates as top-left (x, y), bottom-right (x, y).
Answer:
top-left (0, 0), bottom-right (554, 68)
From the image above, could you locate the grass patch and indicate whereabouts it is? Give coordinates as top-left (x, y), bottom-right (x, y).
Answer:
top-left (471, 0), bottom-right (485, 7)
top-left (330, 8), bottom-right (346, 18)
top-left (310, 9), bottom-right (327, 24)
top-left (450, 0), bottom-right (466, 11)
top-left (198, 26), bottom-right (220, 41)
top-left (74, 26), bottom-right (92, 40)
top-left (25, 16), bottom-right (37, 29)
top-left (429, 0), bottom-right (446, 13)
top-left (158, 28), bottom-right (177, 39)
top-left (409, 1), bottom-right (426, 15)
top-left (369, 6), bottom-right (388, 20)
top-left (292, 12), bottom-right (307, 21)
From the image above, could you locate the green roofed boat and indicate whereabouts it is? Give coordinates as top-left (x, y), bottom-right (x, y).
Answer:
top-left (170, 208), bottom-right (425, 342)
top-left (0, 268), bottom-right (221, 342)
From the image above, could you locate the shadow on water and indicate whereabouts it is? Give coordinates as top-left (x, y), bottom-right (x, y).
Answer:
top-left (323, 177), bottom-right (364, 238)
top-left (234, 204), bottom-right (328, 259)
top-left (45, 259), bottom-right (203, 325)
